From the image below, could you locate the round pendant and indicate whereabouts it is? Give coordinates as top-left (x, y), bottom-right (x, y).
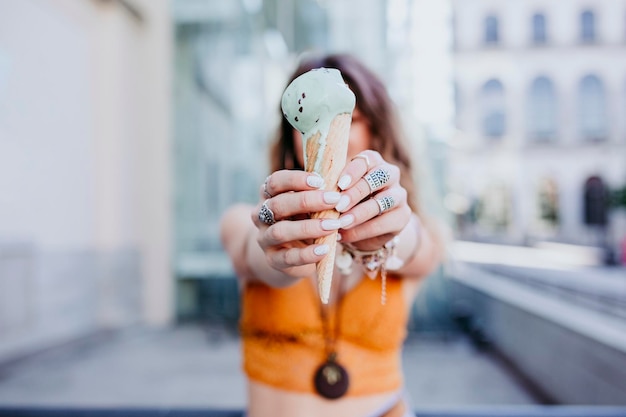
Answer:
top-left (313, 360), bottom-right (349, 399)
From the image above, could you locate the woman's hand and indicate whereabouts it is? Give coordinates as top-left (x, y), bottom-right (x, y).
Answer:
top-left (250, 170), bottom-right (344, 281)
top-left (333, 150), bottom-right (412, 251)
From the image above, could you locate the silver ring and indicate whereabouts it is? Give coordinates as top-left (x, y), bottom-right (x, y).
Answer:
top-left (351, 154), bottom-right (371, 170)
top-left (263, 176), bottom-right (273, 198)
top-left (376, 196), bottom-right (395, 215)
top-left (258, 200), bottom-right (276, 225)
top-left (364, 168), bottom-right (391, 193)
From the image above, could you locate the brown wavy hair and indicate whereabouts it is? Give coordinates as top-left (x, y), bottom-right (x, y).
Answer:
top-left (269, 53), bottom-right (418, 212)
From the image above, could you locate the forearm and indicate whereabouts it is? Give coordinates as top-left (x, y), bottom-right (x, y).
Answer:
top-left (392, 214), bottom-right (442, 279)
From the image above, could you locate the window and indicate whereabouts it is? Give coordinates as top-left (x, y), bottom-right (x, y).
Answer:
top-left (538, 178), bottom-right (560, 228)
top-left (581, 10), bottom-right (596, 43)
top-left (584, 176), bottom-right (608, 226)
top-left (485, 15), bottom-right (499, 45)
top-left (532, 13), bottom-right (547, 44)
top-left (482, 79), bottom-right (506, 138)
top-left (454, 82), bottom-right (461, 128)
top-left (578, 75), bottom-right (607, 141)
top-left (527, 77), bottom-right (557, 141)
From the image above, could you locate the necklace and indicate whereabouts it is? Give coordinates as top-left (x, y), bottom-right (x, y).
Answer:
top-left (313, 280), bottom-right (349, 399)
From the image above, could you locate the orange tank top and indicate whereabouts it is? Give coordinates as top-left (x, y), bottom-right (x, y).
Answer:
top-left (239, 274), bottom-right (408, 396)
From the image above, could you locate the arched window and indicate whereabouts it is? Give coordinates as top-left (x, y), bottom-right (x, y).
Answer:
top-left (578, 75), bottom-right (607, 141)
top-left (527, 77), bottom-right (557, 141)
top-left (485, 15), bottom-right (499, 45)
top-left (532, 13), bottom-right (547, 44)
top-left (581, 10), bottom-right (596, 42)
top-left (584, 176), bottom-right (608, 226)
top-left (482, 79), bottom-right (506, 138)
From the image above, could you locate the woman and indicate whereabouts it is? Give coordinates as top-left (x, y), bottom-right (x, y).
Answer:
top-left (220, 53), bottom-right (442, 417)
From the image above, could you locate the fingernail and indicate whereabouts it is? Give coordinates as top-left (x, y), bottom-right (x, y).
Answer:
top-left (314, 244), bottom-right (330, 255)
top-left (323, 192), bottom-right (341, 204)
top-left (336, 233), bottom-right (342, 241)
top-left (335, 195), bottom-right (350, 212)
top-left (307, 174), bottom-right (324, 188)
top-left (339, 214), bottom-right (354, 228)
top-left (337, 175), bottom-right (352, 190)
top-left (321, 219), bottom-right (341, 230)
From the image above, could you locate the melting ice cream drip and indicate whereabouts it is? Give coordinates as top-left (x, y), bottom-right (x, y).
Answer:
top-left (281, 68), bottom-right (356, 174)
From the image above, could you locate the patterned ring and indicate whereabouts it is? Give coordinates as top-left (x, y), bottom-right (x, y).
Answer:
top-left (258, 200), bottom-right (276, 225)
top-left (351, 154), bottom-right (371, 171)
top-left (364, 168), bottom-right (391, 193)
top-left (376, 196), bottom-right (395, 215)
top-left (263, 176), bottom-right (273, 198)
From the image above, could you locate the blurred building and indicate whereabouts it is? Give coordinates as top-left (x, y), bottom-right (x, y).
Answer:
top-left (450, 0), bottom-right (626, 252)
top-left (172, 0), bottom-right (453, 325)
top-left (0, 0), bottom-right (172, 361)
top-left (0, 0), bottom-right (454, 361)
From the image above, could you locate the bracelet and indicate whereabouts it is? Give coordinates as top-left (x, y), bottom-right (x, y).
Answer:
top-left (334, 215), bottom-right (424, 305)
top-left (336, 238), bottom-right (399, 305)
top-left (336, 215), bottom-right (423, 276)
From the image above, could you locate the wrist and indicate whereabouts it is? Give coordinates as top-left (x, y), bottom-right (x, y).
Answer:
top-left (395, 214), bottom-right (422, 271)
top-left (339, 214), bottom-right (422, 272)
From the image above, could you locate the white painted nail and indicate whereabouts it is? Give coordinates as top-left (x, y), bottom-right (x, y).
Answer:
top-left (335, 195), bottom-right (350, 212)
top-left (314, 244), bottom-right (330, 256)
top-left (307, 175), bottom-right (324, 188)
top-left (321, 219), bottom-right (341, 230)
top-left (337, 175), bottom-right (352, 190)
top-left (323, 192), bottom-right (341, 204)
top-left (339, 214), bottom-right (354, 228)
top-left (336, 233), bottom-right (342, 241)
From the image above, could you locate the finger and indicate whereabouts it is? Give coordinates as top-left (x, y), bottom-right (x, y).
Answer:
top-left (336, 150), bottom-right (383, 191)
top-left (339, 204), bottom-right (411, 245)
top-left (337, 187), bottom-right (407, 230)
top-left (252, 200), bottom-right (277, 228)
top-left (339, 187), bottom-right (407, 230)
top-left (266, 243), bottom-right (332, 269)
top-left (261, 170), bottom-right (324, 199)
top-left (335, 164), bottom-right (400, 213)
top-left (252, 189), bottom-right (341, 225)
top-left (270, 190), bottom-right (341, 220)
top-left (260, 218), bottom-right (341, 248)
top-left (250, 205), bottom-right (268, 228)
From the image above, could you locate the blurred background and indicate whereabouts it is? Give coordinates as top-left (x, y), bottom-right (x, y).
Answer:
top-left (0, 0), bottom-right (625, 411)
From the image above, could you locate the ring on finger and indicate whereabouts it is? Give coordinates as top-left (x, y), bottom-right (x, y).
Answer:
top-left (263, 176), bottom-right (273, 198)
top-left (375, 196), bottom-right (395, 215)
top-left (351, 153), bottom-right (371, 171)
top-left (364, 168), bottom-right (391, 193)
top-left (258, 200), bottom-right (276, 225)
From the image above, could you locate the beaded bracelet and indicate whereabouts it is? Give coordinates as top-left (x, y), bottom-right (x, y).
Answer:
top-left (335, 215), bottom-right (423, 305)
top-left (336, 239), bottom-right (397, 305)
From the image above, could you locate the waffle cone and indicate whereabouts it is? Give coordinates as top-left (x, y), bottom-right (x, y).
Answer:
top-left (305, 113), bottom-right (351, 304)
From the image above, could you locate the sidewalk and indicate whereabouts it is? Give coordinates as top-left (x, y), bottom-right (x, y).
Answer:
top-left (0, 325), bottom-right (538, 408)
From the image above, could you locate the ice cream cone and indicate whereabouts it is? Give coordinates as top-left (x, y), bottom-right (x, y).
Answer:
top-left (305, 113), bottom-right (351, 303)
top-left (281, 68), bottom-right (355, 303)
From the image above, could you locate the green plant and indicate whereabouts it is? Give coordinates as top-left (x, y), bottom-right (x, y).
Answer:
top-left (610, 185), bottom-right (626, 209)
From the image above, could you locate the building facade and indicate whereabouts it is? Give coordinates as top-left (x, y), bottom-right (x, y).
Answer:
top-left (450, 0), bottom-right (626, 250)
top-left (0, 0), bottom-right (172, 362)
